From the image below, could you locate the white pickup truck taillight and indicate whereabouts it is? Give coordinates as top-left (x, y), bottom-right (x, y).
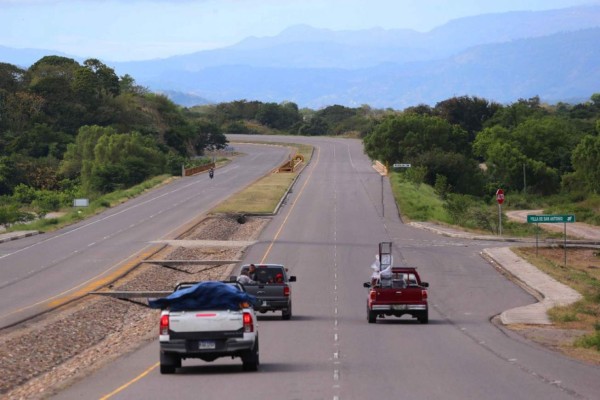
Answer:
top-left (160, 314), bottom-right (170, 336)
top-left (243, 312), bottom-right (254, 333)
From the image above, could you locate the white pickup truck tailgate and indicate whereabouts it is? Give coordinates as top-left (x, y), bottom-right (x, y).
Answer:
top-left (168, 310), bottom-right (243, 333)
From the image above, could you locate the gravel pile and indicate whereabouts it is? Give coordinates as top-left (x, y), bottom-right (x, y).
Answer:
top-left (1, 215), bottom-right (270, 399)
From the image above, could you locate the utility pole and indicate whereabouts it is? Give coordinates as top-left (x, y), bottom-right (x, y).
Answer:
top-left (523, 164), bottom-right (526, 194)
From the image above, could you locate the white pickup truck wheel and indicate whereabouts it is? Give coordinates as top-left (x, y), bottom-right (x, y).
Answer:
top-left (160, 352), bottom-right (181, 374)
top-left (242, 337), bottom-right (260, 371)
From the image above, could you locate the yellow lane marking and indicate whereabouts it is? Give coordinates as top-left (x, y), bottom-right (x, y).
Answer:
top-left (0, 246), bottom-right (162, 321)
top-left (260, 145), bottom-right (321, 263)
top-left (99, 363), bottom-right (159, 400)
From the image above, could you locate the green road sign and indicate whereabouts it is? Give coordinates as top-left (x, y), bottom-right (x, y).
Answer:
top-left (527, 214), bottom-right (576, 223)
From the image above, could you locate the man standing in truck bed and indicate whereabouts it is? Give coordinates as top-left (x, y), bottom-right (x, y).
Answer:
top-left (248, 264), bottom-right (257, 280)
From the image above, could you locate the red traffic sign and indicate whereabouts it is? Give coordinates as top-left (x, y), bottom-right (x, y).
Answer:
top-left (496, 189), bottom-right (505, 205)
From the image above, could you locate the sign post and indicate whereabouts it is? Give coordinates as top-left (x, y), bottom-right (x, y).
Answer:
top-left (496, 189), bottom-right (504, 236)
top-left (527, 214), bottom-right (575, 266)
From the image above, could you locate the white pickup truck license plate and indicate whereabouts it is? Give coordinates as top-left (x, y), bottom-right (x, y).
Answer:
top-left (199, 340), bottom-right (216, 349)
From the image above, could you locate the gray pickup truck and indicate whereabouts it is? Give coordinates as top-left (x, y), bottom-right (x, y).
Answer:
top-left (231, 264), bottom-right (296, 320)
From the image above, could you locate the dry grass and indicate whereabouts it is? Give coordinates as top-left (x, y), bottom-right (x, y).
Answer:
top-left (512, 246), bottom-right (600, 364)
top-left (212, 142), bottom-right (312, 214)
top-left (213, 173), bottom-right (298, 213)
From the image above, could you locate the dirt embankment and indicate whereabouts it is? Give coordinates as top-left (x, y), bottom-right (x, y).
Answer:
top-left (1, 214), bottom-right (269, 400)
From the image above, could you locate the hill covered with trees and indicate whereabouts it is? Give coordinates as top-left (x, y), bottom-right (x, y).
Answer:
top-left (0, 56), bottom-right (227, 224)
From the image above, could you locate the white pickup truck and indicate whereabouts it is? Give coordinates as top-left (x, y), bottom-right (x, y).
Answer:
top-left (150, 281), bottom-right (259, 374)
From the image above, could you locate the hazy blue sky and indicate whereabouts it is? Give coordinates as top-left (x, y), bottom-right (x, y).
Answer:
top-left (1, 0), bottom-right (598, 61)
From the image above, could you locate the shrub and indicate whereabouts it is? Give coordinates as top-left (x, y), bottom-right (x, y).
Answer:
top-left (13, 184), bottom-right (37, 204)
top-left (575, 331), bottom-right (600, 351)
top-left (444, 193), bottom-right (471, 223)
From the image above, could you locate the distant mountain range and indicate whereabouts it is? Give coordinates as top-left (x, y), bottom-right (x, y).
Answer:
top-left (2, 5), bottom-right (600, 109)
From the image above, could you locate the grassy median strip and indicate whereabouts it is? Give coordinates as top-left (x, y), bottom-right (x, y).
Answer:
top-left (212, 142), bottom-right (312, 214)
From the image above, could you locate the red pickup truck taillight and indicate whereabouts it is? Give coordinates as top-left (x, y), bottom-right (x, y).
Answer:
top-left (421, 289), bottom-right (428, 300)
top-left (160, 314), bottom-right (169, 335)
top-left (243, 312), bottom-right (254, 333)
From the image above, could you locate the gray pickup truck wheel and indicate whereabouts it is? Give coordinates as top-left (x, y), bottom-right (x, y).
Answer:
top-left (282, 303), bottom-right (292, 320)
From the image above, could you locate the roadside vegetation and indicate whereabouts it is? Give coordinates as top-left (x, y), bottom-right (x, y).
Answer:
top-left (514, 247), bottom-right (600, 358)
top-left (3, 55), bottom-right (599, 232)
top-left (6, 174), bottom-right (174, 232)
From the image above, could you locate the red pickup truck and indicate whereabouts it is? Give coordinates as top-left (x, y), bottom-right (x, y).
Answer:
top-left (363, 267), bottom-right (429, 324)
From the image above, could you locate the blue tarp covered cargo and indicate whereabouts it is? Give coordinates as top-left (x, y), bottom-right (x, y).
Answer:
top-left (148, 281), bottom-right (257, 311)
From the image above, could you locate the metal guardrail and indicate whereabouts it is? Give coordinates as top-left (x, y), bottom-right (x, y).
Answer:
top-left (182, 162), bottom-right (216, 177)
top-left (278, 154), bottom-right (304, 172)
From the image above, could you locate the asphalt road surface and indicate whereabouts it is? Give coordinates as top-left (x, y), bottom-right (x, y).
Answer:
top-left (51, 136), bottom-right (600, 400)
top-left (0, 143), bottom-right (291, 329)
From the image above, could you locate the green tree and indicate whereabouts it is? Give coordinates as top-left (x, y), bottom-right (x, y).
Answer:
top-left (7, 124), bottom-right (71, 159)
top-left (571, 135), bottom-right (600, 194)
top-left (512, 116), bottom-right (581, 174)
top-left (89, 130), bottom-right (166, 193)
top-left (26, 56), bottom-right (83, 133)
top-left (417, 150), bottom-right (485, 196)
top-left (434, 96), bottom-right (501, 140)
top-left (0, 62), bottom-right (26, 93)
top-left (256, 102), bottom-right (301, 130)
top-left (83, 59), bottom-right (120, 97)
top-left (483, 96), bottom-right (547, 129)
top-left (0, 91), bottom-right (45, 134)
top-left (474, 116), bottom-right (582, 194)
top-left (297, 116), bottom-right (330, 136)
top-left (60, 125), bottom-right (109, 180)
top-left (190, 120), bottom-right (227, 155)
top-left (0, 156), bottom-right (16, 195)
top-left (363, 114), bottom-right (470, 165)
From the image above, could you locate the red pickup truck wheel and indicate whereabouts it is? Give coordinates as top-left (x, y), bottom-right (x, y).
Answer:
top-left (367, 307), bottom-right (377, 323)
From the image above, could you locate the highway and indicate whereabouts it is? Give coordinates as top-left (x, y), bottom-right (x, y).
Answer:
top-left (0, 143), bottom-right (291, 328)
top-left (51, 136), bottom-right (600, 400)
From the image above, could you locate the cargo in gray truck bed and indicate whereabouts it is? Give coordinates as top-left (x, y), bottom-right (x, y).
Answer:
top-left (231, 264), bottom-right (297, 320)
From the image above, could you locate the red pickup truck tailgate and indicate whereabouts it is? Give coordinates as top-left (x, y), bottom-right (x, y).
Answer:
top-left (374, 286), bottom-right (424, 304)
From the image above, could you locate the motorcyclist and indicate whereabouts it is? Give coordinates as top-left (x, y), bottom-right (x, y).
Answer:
top-left (209, 167), bottom-right (214, 179)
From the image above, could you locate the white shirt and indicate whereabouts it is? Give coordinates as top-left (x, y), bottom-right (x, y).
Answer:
top-left (237, 275), bottom-right (255, 285)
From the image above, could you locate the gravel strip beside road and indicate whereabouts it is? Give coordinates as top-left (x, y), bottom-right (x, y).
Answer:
top-left (1, 215), bottom-right (269, 400)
